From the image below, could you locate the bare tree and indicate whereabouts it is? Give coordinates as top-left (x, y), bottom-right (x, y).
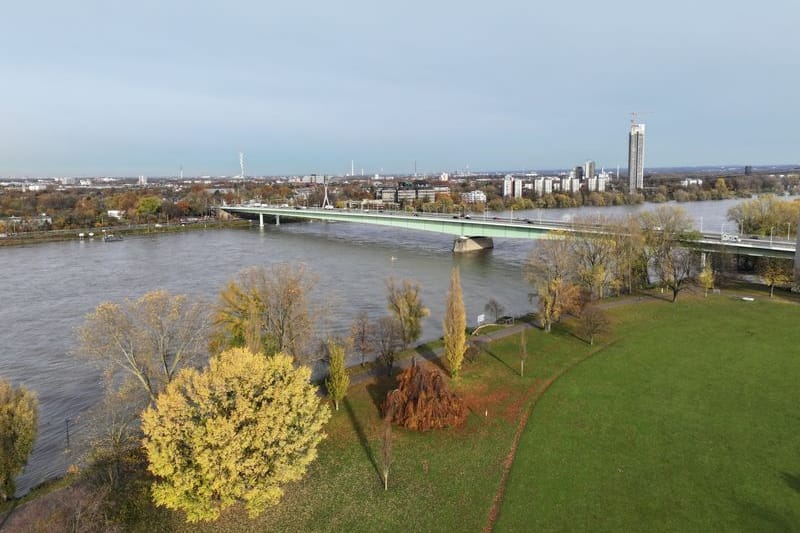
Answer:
top-left (381, 394), bottom-right (396, 491)
top-left (212, 263), bottom-right (322, 360)
top-left (484, 299), bottom-right (505, 323)
top-left (525, 237), bottom-right (582, 333)
top-left (373, 316), bottom-right (403, 376)
top-left (349, 311), bottom-right (373, 366)
top-left (76, 289), bottom-right (209, 403)
top-left (654, 248), bottom-right (697, 302)
top-left (576, 306), bottom-right (610, 345)
top-left (386, 278), bottom-right (429, 349)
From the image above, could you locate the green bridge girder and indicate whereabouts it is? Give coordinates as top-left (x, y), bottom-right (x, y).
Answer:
top-left (221, 205), bottom-right (796, 260)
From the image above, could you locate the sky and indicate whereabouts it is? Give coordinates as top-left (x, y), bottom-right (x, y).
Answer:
top-left (1, 0), bottom-right (797, 177)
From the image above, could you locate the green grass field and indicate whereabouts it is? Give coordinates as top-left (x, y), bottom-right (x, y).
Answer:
top-left (57, 292), bottom-right (800, 532)
top-left (115, 317), bottom-right (596, 532)
top-left (496, 295), bottom-right (800, 532)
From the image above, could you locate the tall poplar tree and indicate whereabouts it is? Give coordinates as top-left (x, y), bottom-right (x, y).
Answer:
top-left (325, 340), bottom-right (349, 411)
top-left (443, 266), bottom-right (467, 378)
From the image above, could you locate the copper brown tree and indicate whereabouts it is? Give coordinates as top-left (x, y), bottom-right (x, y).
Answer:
top-left (382, 363), bottom-right (466, 431)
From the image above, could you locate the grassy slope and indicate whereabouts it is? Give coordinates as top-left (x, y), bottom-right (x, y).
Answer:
top-left (496, 295), bottom-right (800, 532)
top-left (122, 326), bottom-right (594, 532)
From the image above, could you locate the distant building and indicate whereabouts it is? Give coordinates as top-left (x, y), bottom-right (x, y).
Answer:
top-left (378, 182), bottom-right (448, 205)
top-left (585, 176), bottom-right (607, 192)
top-left (560, 177), bottom-right (581, 193)
top-left (583, 160), bottom-right (596, 180)
top-left (502, 175), bottom-right (524, 198)
top-left (138, 175), bottom-right (148, 186)
top-left (440, 172), bottom-right (450, 182)
top-left (461, 190), bottom-right (487, 204)
top-left (107, 210), bottom-right (124, 219)
top-left (744, 165), bottom-right (753, 175)
top-left (533, 177), bottom-right (554, 196)
top-left (573, 166), bottom-right (584, 180)
top-left (628, 123), bottom-right (645, 191)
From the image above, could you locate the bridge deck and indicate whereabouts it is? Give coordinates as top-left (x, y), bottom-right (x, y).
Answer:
top-left (222, 205), bottom-right (796, 259)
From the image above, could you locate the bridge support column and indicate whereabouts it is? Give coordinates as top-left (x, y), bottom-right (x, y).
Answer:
top-left (259, 213), bottom-right (264, 228)
top-left (275, 215), bottom-right (280, 226)
top-left (452, 236), bottom-right (493, 253)
top-left (701, 252), bottom-right (707, 268)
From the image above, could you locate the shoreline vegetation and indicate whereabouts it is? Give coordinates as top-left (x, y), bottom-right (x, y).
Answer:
top-left (0, 218), bottom-right (249, 247)
top-left (3, 284), bottom-right (799, 531)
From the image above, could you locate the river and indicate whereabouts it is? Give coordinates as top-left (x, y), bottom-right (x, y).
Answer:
top-left (0, 198), bottom-right (746, 494)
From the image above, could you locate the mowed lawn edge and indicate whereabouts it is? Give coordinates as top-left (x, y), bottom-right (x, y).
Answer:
top-left (495, 295), bottom-right (800, 532)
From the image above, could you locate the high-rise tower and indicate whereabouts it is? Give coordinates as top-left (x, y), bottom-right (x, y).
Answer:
top-left (628, 123), bottom-right (645, 192)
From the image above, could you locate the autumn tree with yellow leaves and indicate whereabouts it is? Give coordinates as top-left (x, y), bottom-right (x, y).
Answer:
top-left (141, 348), bottom-right (330, 522)
top-left (443, 266), bottom-right (467, 378)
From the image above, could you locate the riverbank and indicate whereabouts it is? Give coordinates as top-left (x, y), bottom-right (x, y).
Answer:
top-left (0, 218), bottom-right (250, 247)
top-left (6, 288), bottom-right (798, 531)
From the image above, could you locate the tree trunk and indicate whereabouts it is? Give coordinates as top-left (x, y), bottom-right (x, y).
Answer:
top-left (383, 471), bottom-right (388, 491)
top-left (770, 284), bottom-right (775, 298)
top-left (520, 359), bottom-right (524, 377)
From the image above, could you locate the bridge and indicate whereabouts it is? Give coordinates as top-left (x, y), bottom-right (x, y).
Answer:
top-left (221, 204), bottom-right (797, 259)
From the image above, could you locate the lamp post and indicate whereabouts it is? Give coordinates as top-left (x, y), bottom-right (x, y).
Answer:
top-left (699, 216), bottom-right (703, 232)
top-left (787, 222), bottom-right (791, 241)
top-left (770, 226), bottom-right (774, 246)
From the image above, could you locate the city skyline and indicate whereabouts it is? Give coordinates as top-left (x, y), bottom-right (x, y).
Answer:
top-left (1, 1), bottom-right (798, 176)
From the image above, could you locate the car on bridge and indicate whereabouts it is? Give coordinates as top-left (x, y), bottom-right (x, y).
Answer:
top-left (721, 233), bottom-right (740, 242)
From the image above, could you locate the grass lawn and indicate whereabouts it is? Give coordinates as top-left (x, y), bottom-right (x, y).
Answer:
top-left (496, 294), bottom-right (800, 532)
top-left (114, 321), bottom-right (596, 532)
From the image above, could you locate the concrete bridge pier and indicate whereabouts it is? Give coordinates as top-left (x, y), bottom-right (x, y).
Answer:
top-left (259, 213), bottom-right (264, 228)
top-left (701, 252), bottom-right (707, 268)
top-left (452, 236), bottom-right (494, 253)
top-left (275, 215), bottom-right (280, 226)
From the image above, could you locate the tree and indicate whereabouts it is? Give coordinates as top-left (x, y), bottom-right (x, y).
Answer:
top-left (519, 328), bottom-right (528, 377)
top-left (84, 377), bottom-right (148, 489)
top-left (212, 264), bottom-right (321, 359)
top-left (484, 298), bottom-right (505, 323)
top-left (525, 238), bottom-right (582, 333)
top-left (373, 316), bottom-right (403, 375)
top-left (325, 339), bottom-right (349, 411)
top-left (443, 266), bottom-right (467, 378)
top-left (141, 348), bottom-right (330, 522)
top-left (381, 396), bottom-right (395, 491)
top-left (1, 378), bottom-right (38, 501)
top-left (570, 216), bottom-right (620, 299)
top-left (77, 290), bottom-right (209, 403)
top-left (654, 248), bottom-right (697, 302)
top-left (576, 306), bottom-right (610, 345)
top-left (349, 311), bottom-right (373, 366)
top-left (697, 265), bottom-right (715, 297)
top-left (135, 196), bottom-right (161, 218)
top-left (759, 258), bottom-right (793, 297)
top-left (382, 363), bottom-right (467, 431)
top-left (639, 206), bottom-right (699, 301)
top-left (386, 278), bottom-right (430, 349)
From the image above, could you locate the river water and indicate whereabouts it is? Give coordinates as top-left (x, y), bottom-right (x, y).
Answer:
top-left (0, 198), bottom-right (744, 494)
